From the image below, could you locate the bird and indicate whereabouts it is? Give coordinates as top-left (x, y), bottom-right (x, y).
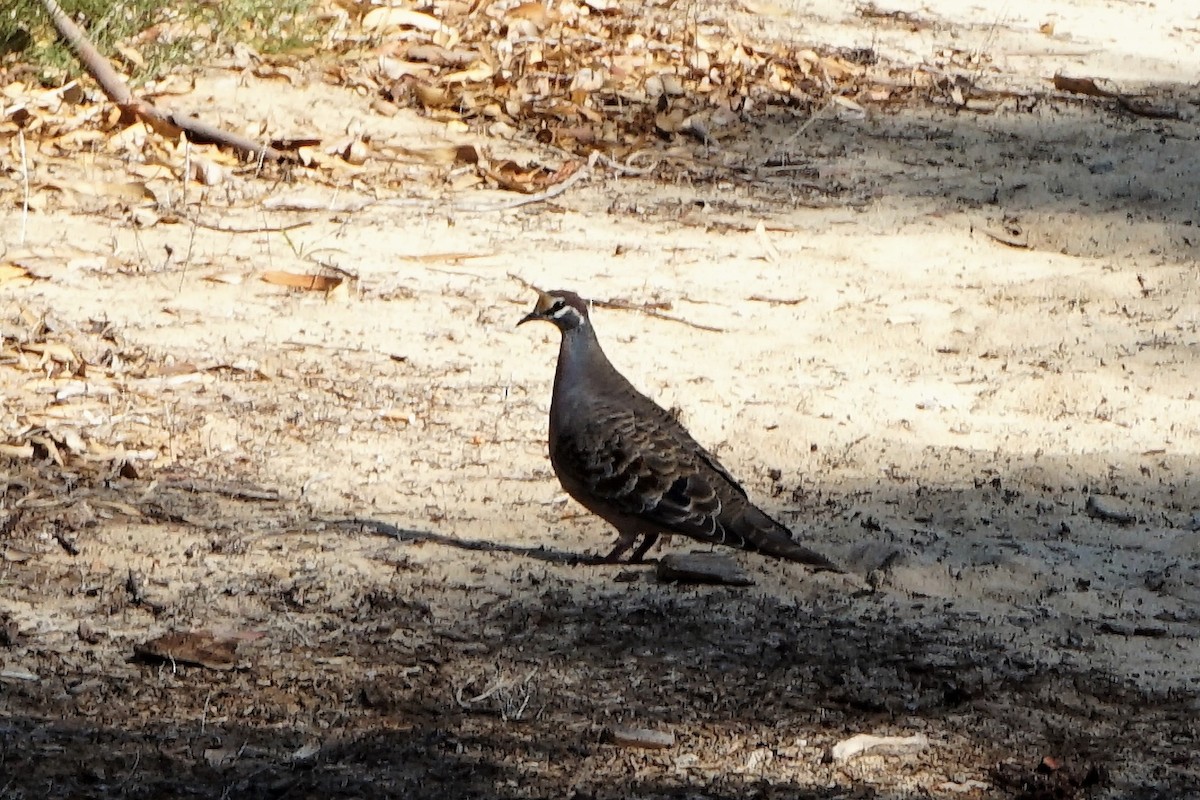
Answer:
top-left (518, 287), bottom-right (840, 570)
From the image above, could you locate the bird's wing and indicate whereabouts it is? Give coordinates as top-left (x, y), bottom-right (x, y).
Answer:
top-left (553, 401), bottom-right (750, 547)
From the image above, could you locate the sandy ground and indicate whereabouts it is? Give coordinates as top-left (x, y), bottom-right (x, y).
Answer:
top-left (2, 0), bottom-right (1200, 797)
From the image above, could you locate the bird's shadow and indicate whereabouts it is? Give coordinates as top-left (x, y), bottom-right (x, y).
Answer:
top-left (322, 517), bottom-right (630, 566)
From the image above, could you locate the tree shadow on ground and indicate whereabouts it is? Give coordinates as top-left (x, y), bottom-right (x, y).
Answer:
top-left (649, 76), bottom-right (1200, 263)
top-left (3, 483), bottom-right (1198, 798)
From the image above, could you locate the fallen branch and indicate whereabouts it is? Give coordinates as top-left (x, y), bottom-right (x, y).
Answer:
top-left (40, 0), bottom-right (293, 163)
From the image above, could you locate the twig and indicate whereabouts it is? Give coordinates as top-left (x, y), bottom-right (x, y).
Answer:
top-left (327, 517), bottom-right (597, 565)
top-left (591, 299), bottom-right (725, 333)
top-left (748, 294), bottom-right (808, 305)
top-left (464, 677), bottom-right (507, 705)
top-left (1052, 73), bottom-right (1181, 119)
top-left (780, 97), bottom-right (835, 150)
top-left (185, 218), bottom-right (313, 234)
top-left (459, 151), bottom-right (600, 212)
top-left (453, 669), bottom-right (538, 721)
top-left (39, 0), bottom-right (292, 163)
top-left (507, 670), bottom-right (537, 721)
top-left (117, 750), bottom-right (142, 789)
top-left (282, 339), bottom-right (406, 363)
top-left (508, 273), bottom-right (536, 291)
top-left (508, 274), bottom-right (726, 333)
top-left (200, 690), bottom-right (213, 735)
top-left (591, 150), bottom-right (661, 176)
top-left (18, 129), bottom-right (29, 245)
top-left (159, 478), bottom-right (280, 502)
top-left (280, 612), bottom-right (314, 648)
top-left (178, 201), bottom-right (196, 293)
top-left (183, 136), bottom-right (191, 210)
top-left (1115, 95), bottom-right (1180, 120)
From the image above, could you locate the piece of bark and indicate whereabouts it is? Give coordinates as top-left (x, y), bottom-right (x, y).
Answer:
top-left (827, 732), bottom-right (929, 763)
top-left (606, 725), bottom-right (675, 750)
top-left (656, 553), bottom-right (754, 586)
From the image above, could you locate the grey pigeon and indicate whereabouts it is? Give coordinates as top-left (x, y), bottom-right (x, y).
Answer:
top-left (518, 287), bottom-right (840, 570)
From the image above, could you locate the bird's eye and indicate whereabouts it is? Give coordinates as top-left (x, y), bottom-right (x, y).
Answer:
top-left (549, 300), bottom-right (566, 315)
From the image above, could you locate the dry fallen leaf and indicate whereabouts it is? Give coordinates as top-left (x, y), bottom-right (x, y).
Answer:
top-left (379, 408), bottom-right (417, 425)
top-left (399, 251), bottom-right (491, 263)
top-left (0, 443), bottom-right (35, 459)
top-left (261, 271), bottom-right (344, 291)
top-left (655, 108), bottom-right (687, 134)
top-left (582, 0), bottom-right (621, 14)
top-left (1052, 74), bottom-right (1117, 98)
top-left (188, 157), bottom-right (225, 186)
top-left (405, 44), bottom-right (479, 67)
top-left (832, 95), bottom-right (867, 118)
top-left (606, 725), bottom-right (675, 749)
top-left (134, 630), bottom-right (239, 670)
top-left (204, 272), bottom-right (246, 285)
top-left (507, 2), bottom-right (549, 26)
top-left (43, 179), bottom-right (154, 203)
top-left (382, 143), bottom-right (478, 166)
top-left (20, 341), bottom-right (78, 366)
top-left (412, 81), bottom-right (456, 109)
top-left (442, 61), bottom-right (495, 83)
top-left (363, 7), bottom-right (448, 33)
top-left (0, 264), bottom-right (34, 286)
top-left (739, 0), bottom-right (788, 16)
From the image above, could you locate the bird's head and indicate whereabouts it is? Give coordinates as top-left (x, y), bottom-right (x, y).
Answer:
top-left (517, 288), bottom-right (590, 332)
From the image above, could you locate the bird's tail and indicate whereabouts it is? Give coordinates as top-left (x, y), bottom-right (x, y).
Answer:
top-left (738, 507), bottom-right (842, 571)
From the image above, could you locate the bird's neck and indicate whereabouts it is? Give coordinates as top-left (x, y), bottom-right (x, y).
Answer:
top-left (555, 324), bottom-right (612, 394)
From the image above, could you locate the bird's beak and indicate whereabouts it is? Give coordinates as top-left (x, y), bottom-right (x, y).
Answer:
top-left (516, 288), bottom-right (554, 327)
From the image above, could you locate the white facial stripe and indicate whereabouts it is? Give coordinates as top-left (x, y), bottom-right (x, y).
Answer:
top-left (550, 304), bottom-right (575, 319)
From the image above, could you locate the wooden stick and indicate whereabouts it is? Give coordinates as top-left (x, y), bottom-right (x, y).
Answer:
top-left (39, 0), bottom-right (293, 163)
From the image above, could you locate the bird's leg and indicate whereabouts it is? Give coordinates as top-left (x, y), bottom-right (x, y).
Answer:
top-left (628, 533), bottom-right (660, 563)
top-left (600, 531), bottom-right (639, 563)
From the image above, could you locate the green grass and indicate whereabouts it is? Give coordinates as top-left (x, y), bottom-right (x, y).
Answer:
top-left (1, 0), bottom-right (321, 87)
